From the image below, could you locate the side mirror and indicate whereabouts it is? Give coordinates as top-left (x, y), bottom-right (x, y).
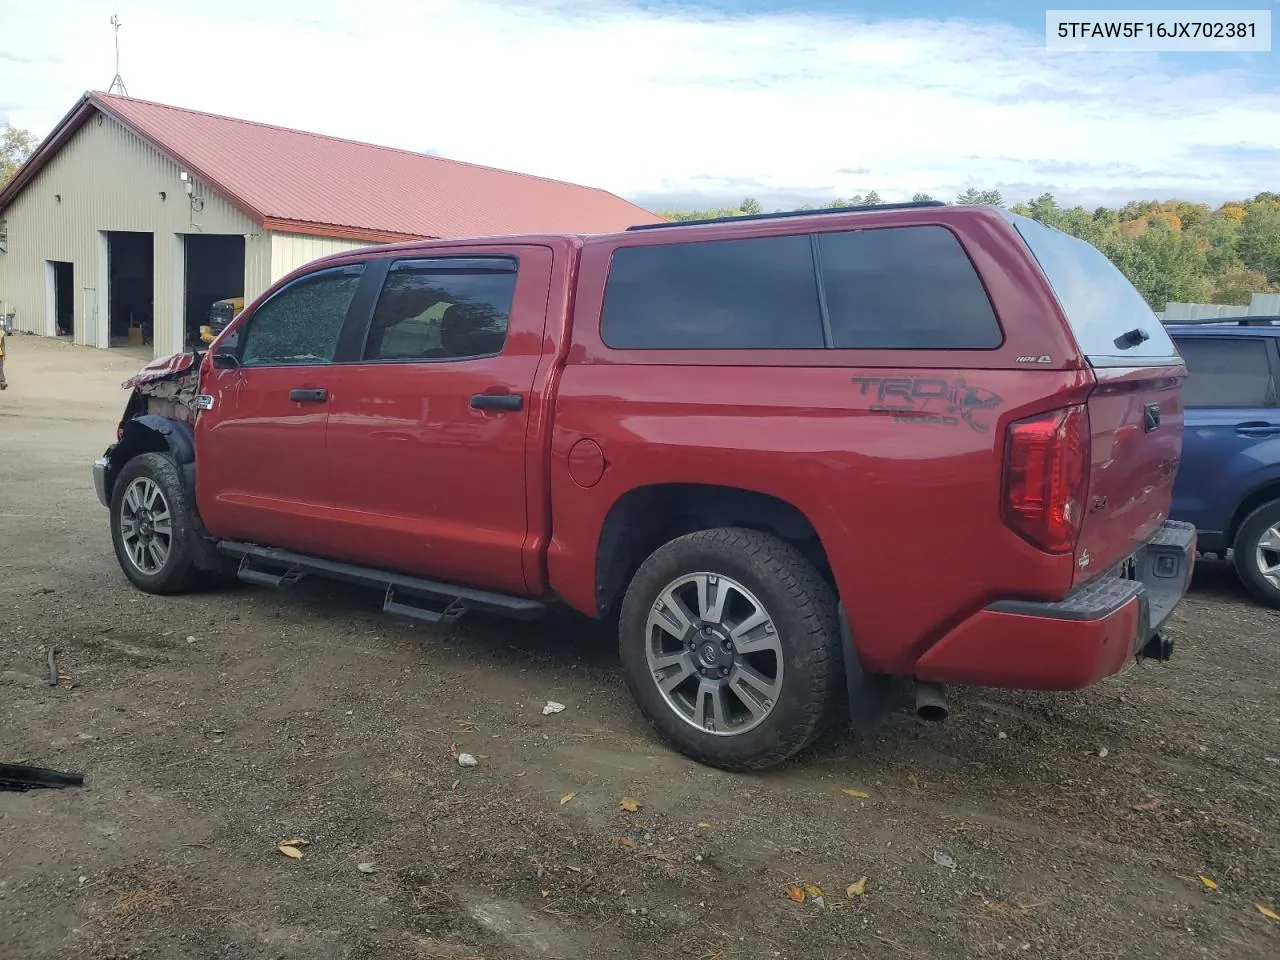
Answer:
top-left (211, 351), bottom-right (240, 370)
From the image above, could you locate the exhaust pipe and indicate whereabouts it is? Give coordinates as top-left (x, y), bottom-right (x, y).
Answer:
top-left (915, 682), bottom-right (949, 722)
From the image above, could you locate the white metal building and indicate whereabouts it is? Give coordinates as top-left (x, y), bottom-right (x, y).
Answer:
top-left (0, 91), bottom-right (662, 359)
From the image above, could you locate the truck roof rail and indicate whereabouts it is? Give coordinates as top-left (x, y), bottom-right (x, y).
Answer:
top-left (627, 200), bottom-right (949, 231)
top-left (1162, 315), bottom-right (1280, 327)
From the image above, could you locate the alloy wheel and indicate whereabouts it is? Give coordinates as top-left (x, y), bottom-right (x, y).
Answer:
top-left (118, 477), bottom-right (173, 575)
top-left (644, 572), bottom-right (784, 737)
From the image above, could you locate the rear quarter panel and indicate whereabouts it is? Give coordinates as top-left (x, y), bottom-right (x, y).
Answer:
top-left (548, 207), bottom-right (1094, 674)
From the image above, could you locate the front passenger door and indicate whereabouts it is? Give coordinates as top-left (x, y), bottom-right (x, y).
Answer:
top-left (196, 263), bottom-right (365, 554)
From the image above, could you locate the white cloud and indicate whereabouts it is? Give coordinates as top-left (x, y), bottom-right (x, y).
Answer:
top-left (2, 0), bottom-right (1278, 208)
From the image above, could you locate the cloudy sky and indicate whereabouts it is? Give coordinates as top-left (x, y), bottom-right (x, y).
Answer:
top-left (1, 0), bottom-right (1278, 211)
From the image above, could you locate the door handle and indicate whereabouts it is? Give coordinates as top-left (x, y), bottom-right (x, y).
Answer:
top-left (289, 387), bottom-right (328, 403)
top-left (1236, 421), bottom-right (1280, 437)
top-left (470, 393), bottom-right (523, 412)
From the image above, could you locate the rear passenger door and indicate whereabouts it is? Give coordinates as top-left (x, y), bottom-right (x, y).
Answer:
top-left (320, 247), bottom-right (553, 595)
top-left (1170, 334), bottom-right (1280, 538)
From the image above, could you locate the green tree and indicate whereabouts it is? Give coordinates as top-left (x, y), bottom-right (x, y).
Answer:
top-left (1188, 216), bottom-right (1241, 273)
top-left (862, 190), bottom-right (883, 205)
top-left (1105, 220), bottom-right (1212, 308)
top-left (739, 198), bottom-right (763, 215)
top-left (1238, 202), bottom-right (1280, 283)
top-left (1025, 192), bottom-right (1061, 226)
top-left (1, 124), bottom-right (37, 188)
top-left (955, 188), bottom-right (1003, 206)
top-left (1211, 265), bottom-right (1278, 305)
top-left (911, 192), bottom-right (936, 202)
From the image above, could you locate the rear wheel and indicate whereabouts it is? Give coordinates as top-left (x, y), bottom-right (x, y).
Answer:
top-left (109, 452), bottom-right (201, 595)
top-left (1233, 500), bottom-right (1280, 608)
top-left (618, 527), bottom-right (845, 771)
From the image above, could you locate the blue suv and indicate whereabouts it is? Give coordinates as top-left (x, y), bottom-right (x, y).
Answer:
top-left (1166, 317), bottom-right (1280, 607)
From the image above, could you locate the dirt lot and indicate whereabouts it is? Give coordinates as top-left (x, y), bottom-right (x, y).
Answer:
top-left (1, 334), bottom-right (1277, 960)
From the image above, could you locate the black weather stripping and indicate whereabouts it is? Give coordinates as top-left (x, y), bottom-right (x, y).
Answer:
top-left (628, 200), bottom-right (948, 231)
top-left (0, 762), bottom-right (86, 792)
top-left (1162, 315), bottom-right (1280, 327)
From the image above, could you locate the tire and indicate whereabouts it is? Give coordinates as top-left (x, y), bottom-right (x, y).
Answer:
top-left (1232, 500), bottom-right (1280, 609)
top-left (618, 527), bottom-right (845, 771)
top-left (109, 452), bottom-right (202, 595)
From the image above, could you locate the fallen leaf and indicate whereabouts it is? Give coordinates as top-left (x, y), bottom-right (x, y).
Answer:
top-left (785, 885), bottom-right (805, 903)
top-left (697, 822), bottom-right (713, 828)
top-left (619, 797), bottom-right (641, 813)
top-left (451, 779), bottom-right (460, 791)
top-left (846, 876), bottom-right (869, 898)
top-left (1255, 903), bottom-right (1279, 921)
top-left (516, 771), bottom-right (527, 778)
top-left (278, 842), bottom-right (306, 860)
top-left (1132, 797), bottom-right (1160, 812)
top-left (560, 792), bottom-right (576, 805)
top-left (1199, 875), bottom-right (1218, 890)
top-left (279, 838), bottom-right (310, 847)
top-left (357, 862), bottom-right (376, 874)
top-left (804, 884), bottom-right (823, 898)
top-left (541, 889), bottom-right (550, 898)
top-left (617, 837), bottom-right (638, 850)
top-left (841, 789), bottom-right (870, 799)
top-left (449, 742), bottom-right (459, 759)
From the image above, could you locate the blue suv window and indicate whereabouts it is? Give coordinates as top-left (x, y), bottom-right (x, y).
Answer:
top-left (1173, 336), bottom-right (1277, 408)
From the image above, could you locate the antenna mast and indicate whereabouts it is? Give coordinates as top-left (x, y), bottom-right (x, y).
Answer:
top-left (107, 14), bottom-right (128, 96)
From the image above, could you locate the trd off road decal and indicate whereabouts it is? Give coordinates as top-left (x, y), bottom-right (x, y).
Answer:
top-left (851, 376), bottom-right (1003, 432)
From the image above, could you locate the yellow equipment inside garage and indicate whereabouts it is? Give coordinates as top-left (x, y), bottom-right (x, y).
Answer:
top-left (199, 296), bottom-right (245, 345)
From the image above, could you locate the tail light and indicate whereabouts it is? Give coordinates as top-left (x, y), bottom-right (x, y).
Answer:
top-left (1002, 405), bottom-right (1089, 554)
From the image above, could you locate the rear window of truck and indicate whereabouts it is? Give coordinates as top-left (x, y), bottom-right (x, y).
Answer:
top-left (1005, 213), bottom-right (1179, 365)
top-left (600, 226), bottom-right (1002, 350)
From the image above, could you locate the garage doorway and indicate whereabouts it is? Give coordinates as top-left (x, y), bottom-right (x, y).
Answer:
top-left (184, 234), bottom-right (245, 349)
top-left (45, 260), bottom-right (74, 337)
top-left (107, 231), bottom-right (154, 347)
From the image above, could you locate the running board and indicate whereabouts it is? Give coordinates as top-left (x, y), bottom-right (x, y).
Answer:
top-left (217, 541), bottom-right (546, 623)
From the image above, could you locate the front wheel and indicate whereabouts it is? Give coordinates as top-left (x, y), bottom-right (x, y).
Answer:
top-left (109, 452), bottom-right (202, 595)
top-left (1233, 500), bottom-right (1280, 608)
top-left (618, 527), bottom-right (845, 771)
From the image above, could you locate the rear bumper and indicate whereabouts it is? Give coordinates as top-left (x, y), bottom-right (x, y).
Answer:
top-left (915, 520), bottom-right (1196, 690)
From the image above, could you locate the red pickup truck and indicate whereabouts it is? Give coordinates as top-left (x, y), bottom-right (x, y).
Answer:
top-left (94, 201), bottom-right (1196, 770)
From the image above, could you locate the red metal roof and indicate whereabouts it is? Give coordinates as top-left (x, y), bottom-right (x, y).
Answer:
top-left (1, 92), bottom-right (664, 241)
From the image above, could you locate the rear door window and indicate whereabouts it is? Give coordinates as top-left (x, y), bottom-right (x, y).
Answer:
top-left (364, 258), bottom-right (518, 361)
top-left (817, 226), bottom-right (1002, 349)
top-left (1006, 212), bottom-right (1179, 365)
top-left (600, 235), bottom-right (825, 349)
top-left (1172, 336), bottom-right (1277, 408)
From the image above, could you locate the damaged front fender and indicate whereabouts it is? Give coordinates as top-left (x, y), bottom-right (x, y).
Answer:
top-left (120, 350), bottom-right (205, 424)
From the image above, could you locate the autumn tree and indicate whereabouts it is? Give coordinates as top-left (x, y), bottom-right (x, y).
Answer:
top-left (1, 124), bottom-right (36, 188)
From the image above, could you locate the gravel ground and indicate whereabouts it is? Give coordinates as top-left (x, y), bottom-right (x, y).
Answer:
top-left (1, 334), bottom-right (1277, 960)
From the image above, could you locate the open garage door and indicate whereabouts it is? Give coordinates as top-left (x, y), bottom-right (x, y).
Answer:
top-left (184, 235), bottom-right (245, 349)
top-left (107, 231), bottom-right (154, 347)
